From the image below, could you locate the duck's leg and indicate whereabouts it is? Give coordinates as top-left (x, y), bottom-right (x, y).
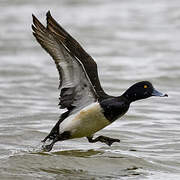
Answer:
top-left (42, 111), bottom-right (70, 143)
top-left (42, 131), bottom-right (71, 152)
top-left (42, 136), bottom-right (59, 152)
top-left (87, 135), bottom-right (120, 146)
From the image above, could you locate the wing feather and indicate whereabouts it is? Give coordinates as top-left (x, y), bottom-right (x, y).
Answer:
top-left (32, 14), bottom-right (97, 113)
top-left (46, 11), bottom-right (110, 99)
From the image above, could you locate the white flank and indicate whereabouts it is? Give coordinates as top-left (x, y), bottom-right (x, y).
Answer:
top-left (59, 102), bottom-right (110, 138)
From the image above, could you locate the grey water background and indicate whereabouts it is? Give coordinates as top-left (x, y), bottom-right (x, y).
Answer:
top-left (0, 0), bottom-right (180, 179)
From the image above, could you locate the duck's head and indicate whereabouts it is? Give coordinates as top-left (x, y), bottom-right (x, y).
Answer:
top-left (123, 81), bottom-right (168, 103)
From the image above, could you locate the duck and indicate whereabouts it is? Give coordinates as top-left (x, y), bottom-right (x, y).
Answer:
top-left (32, 11), bottom-right (168, 152)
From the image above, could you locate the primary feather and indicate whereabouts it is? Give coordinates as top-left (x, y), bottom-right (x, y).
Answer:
top-left (46, 11), bottom-right (109, 99)
top-left (32, 14), bottom-right (97, 115)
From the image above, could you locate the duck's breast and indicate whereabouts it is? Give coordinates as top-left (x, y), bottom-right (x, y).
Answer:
top-left (59, 102), bottom-right (110, 138)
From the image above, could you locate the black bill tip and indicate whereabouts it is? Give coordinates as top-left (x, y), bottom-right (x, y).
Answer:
top-left (152, 89), bottom-right (168, 97)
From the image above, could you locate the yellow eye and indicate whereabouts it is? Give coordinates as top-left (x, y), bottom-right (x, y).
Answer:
top-left (144, 85), bottom-right (148, 89)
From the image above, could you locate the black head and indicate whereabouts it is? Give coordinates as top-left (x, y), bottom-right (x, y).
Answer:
top-left (123, 81), bottom-right (168, 103)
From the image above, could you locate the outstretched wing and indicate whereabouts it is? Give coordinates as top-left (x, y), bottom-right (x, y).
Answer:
top-left (46, 11), bottom-right (110, 100)
top-left (32, 15), bottom-right (97, 114)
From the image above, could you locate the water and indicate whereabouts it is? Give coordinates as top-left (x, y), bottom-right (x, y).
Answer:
top-left (0, 0), bottom-right (180, 179)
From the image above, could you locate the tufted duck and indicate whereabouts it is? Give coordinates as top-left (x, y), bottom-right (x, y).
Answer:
top-left (32, 11), bottom-right (168, 151)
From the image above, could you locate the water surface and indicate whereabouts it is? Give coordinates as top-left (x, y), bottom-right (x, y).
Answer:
top-left (0, 0), bottom-right (180, 179)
